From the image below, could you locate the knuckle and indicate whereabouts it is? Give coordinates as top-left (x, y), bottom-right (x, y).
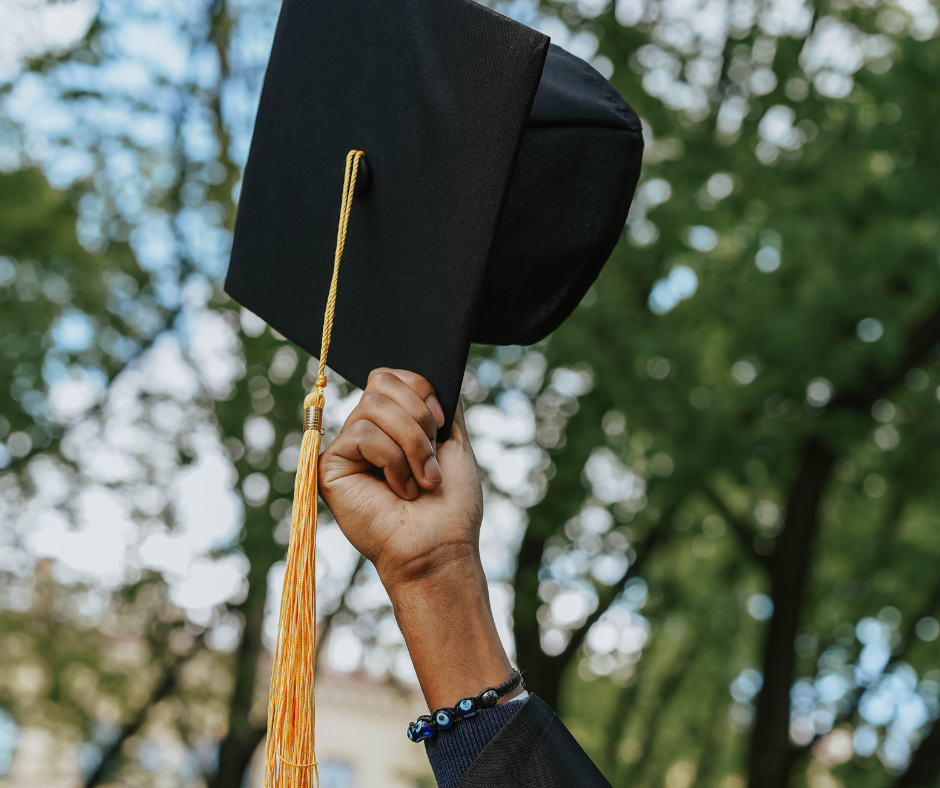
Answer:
top-left (361, 391), bottom-right (389, 412)
top-left (318, 448), bottom-right (334, 470)
top-left (381, 447), bottom-right (406, 480)
top-left (349, 419), bottom-right (374, 440)
top-left (416, 406), bottom-right (436, 433)
top-left (318, 465), bottom-right (336, 492)
top-left (389, 451), bottom-right (410, 477)
top-left (405, 372), bottom-right (431, 396)
top-left (367, 368), bottom-right (395, 388)
top-left (405, 427), bottom-right (431, 457)
top-left (389, 368), bottom-right (431, 396)
top-left (418, 379), bottom-right (436, 400)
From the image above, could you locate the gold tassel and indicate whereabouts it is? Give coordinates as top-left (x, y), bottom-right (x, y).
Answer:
top-left (263, 150), bottom-right (364, 788)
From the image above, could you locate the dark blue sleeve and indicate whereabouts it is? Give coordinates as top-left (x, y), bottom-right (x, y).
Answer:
top-left (424, 696), bottom-right (529, 788)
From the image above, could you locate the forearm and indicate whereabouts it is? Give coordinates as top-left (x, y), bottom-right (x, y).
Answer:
top-left (385, 549), bottom-right (521, 711)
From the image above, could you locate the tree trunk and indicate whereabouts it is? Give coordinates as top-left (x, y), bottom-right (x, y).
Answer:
top-left (747, 440), bottom-right (834, 788)
top-left (513, 531), bottom-right (575, 710)
top-left (512, 400), bottom-right (611, 710)
top-left (208, 508), bottom-right (274, 788)
top-left (85, 639), bottom-right (201, 788)
top-left (894, 719), bottom-right (940, 788)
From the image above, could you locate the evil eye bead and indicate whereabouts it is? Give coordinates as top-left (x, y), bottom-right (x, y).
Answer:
top-left (480, 689), bottom-right (499, 708)
top-left (407, 725), bottom-right (418, 742)
top-left (435, 710), bottom-right (453, 729)
top-left (458, 698), bottom-right (476, 718)
top-left (416, 720), bottom-right (433, 740)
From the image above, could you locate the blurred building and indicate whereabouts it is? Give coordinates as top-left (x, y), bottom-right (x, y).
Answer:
top-left (0, 665), bottom-right (432, 788)
top-left (247, 668), bottom-right (434, 788)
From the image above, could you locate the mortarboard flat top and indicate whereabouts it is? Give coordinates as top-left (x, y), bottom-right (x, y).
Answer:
top-left (226, 0), bottom-right (643, 438)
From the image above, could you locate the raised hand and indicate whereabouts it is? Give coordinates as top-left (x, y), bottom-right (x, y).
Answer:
top-left (318, 368), bottom-right (518, 710)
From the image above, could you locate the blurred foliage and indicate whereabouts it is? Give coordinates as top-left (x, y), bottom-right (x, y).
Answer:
top-left (0, 169), bottom-right (153, 465)
top-left (512, 3), bottom-right (940, 785)
top-left (2, 0), bottom-right (940, 787)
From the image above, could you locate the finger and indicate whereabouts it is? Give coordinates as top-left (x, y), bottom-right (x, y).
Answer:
top-left (369, 367), bottom-right (445, 430)
top-left (366, 368), bottom-right (439, 445)
top-left (328, 419), bottom-right (418, 500)
top-left (353, 391), bottom-right (441, 489)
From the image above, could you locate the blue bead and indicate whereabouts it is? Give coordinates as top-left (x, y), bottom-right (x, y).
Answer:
top-left (417, 721), bottom-right (433, 739)
top-left (435, 711), bottom-right (453, 729)
top-left (407, 726), bottom-right (417, 742)
top-left (458, 699), bottom-right (476, 718)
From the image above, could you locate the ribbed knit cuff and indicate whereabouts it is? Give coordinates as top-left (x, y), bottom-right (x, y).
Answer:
top-left (424, 695), bottom-right (529, 788)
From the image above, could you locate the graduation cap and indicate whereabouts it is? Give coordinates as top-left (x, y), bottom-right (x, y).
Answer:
top-left (225, 0), bottom-right (642, 784)
top-left (226, 0), bottom-right (644, 439)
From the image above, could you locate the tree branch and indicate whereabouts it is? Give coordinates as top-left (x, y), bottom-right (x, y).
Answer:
top-left (555, 508), bottom-right (674, 675)
top-left (603, 670), bottom-right (642, 773)
top-left (317, 553), bottom-right (368, 658)
top-left (792, 572), bottom-right (940, 768)
top-left (701, 485), bottom-right (770, 570)
top-left (626, 639), bottom-right (700, 787)
top-left (85, 632), bottom-right (205, 788)
top-left (830, 301), bottom-right (940, 413)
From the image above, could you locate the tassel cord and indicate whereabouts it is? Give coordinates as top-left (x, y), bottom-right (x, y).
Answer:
top-left (264, 151), bottom-right (364, 788)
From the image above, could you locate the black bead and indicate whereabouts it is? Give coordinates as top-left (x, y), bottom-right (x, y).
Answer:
top-left (480, 689), bottom-right (498, 708)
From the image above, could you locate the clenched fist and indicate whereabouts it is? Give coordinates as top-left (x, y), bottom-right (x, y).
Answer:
top-left (318, 368), bottom-right (483, 587)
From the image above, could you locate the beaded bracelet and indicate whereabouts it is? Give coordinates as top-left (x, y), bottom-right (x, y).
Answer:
top-left (406, 669), bottom-right (523, 743)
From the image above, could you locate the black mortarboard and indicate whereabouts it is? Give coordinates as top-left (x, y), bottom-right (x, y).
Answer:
top-left (225, 0), bottom-right (643, 438)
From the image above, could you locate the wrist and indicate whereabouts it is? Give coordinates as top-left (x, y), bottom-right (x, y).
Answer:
top-left (386, 551), bottom-right (514, 711)
top-left (378, 539), bottom-right (481, 595)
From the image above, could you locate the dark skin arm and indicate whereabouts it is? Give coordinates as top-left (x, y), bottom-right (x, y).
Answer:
top-left (319, 368), bottom-right (522, 709)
